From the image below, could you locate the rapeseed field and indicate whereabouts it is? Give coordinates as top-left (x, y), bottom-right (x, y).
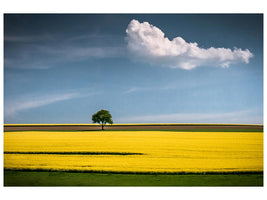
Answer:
top-left (4, 131), bottom-right (263, 173)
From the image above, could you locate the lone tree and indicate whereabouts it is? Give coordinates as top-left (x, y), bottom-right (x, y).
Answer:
top-left (92, 109), bottom-right (113, 130)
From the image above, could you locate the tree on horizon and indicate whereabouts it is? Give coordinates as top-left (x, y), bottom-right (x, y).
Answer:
top-left (92, 109), bottom-right (113, 130)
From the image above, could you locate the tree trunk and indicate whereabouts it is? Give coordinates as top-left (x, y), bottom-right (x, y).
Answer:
top-left (101, 123), bottom-right (104, 130)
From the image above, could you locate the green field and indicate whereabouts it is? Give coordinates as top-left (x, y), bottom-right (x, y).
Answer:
top-left (4, 170), bottom-right (263, 186)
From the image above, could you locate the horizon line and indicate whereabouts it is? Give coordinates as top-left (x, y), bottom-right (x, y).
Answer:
top-left (3, 123), bottom-right (263, 126)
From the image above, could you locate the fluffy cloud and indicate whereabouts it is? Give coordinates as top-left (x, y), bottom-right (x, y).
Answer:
top-left (126, 19), bottom-right (253, 70)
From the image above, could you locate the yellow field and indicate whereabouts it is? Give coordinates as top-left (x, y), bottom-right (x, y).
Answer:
top-left (4, 131), bottom-right (263, 173)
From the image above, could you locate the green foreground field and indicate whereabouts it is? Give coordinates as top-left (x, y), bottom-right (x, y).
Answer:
top-left (4, 170), bottom-right (263, 186)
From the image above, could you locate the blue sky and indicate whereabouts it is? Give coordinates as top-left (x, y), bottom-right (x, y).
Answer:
top-left (4, 14), bottom-right (263, 124)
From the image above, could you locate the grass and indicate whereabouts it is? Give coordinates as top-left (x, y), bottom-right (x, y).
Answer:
top-left (4, 170), bottom-right (263, 186)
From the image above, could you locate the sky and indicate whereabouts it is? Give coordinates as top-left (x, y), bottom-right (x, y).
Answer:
top-left (4, 14), bottom-right (263, 124)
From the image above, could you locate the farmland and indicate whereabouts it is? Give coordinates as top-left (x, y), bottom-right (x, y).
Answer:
top-left (3, 124), bottom-right (263, 186)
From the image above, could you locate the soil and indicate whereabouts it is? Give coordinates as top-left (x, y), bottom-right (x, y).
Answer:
top-left (4, 124), bottom-right (263, 131)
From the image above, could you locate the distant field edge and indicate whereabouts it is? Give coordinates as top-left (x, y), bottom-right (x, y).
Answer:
top-left (4, 168), bottom-right (263, 175)
top-left (4, 123), bottom-right (263, 131)
top-left (4, 123), bottom-right (264, 126)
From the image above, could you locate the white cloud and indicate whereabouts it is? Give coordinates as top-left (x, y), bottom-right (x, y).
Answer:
top-left (124, 86), bottom-right (154, 94)
top-left (5, 32), bottom-right (125, 69)
top-left (126, 19), bottom-right (253, 70)
top-left (124, 87), bottom-right (139, 94)
top-left (5, 45), bottom-right (125, 69)
top-left (4, 35), bottom-right (54, 42)
top-left (116, 111), bottom-right (262, 124)
top-left (123, 83), bottom-right (188, 94)
top-left (4, 92), bottom-right (84, 117)
top-left (48, 46), bottom-right (124, 59)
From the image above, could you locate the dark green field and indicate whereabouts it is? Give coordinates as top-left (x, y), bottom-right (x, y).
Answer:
top-left (4, 170), bottom-right (263, 186)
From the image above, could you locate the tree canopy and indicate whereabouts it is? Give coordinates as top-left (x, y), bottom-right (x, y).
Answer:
top-left (92, 109), bottom-right (113, 130)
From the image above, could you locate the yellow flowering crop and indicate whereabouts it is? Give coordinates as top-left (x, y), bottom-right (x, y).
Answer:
top-left (4, 131), bottom-right (263, 173)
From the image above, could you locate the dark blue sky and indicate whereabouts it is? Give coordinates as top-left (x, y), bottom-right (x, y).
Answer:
top-left (4, 14), bottom-right (263, 124)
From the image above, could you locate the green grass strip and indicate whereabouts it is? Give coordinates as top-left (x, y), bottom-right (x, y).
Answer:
top-left (4, 170), bottom-right (263, 186)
